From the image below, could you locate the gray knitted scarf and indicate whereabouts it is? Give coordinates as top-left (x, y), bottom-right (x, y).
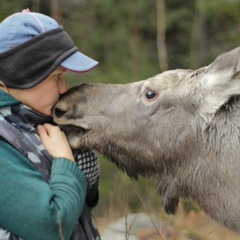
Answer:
top-left (0, 103), bottom-right (100, 240)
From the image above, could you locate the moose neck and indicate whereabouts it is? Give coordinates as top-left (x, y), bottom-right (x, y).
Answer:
top-left (188, 161), bottom-right (240, 232)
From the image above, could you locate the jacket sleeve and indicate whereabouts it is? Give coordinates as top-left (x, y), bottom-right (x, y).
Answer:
top-left (0, 140), bottom-right (88, 240)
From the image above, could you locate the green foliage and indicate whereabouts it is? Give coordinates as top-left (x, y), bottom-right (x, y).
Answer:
top-left (182, 199), bottom-right (201, 214)
top-left (0, 0), bottom-right (239, 215)
top-left (95, 153), bottom-right (163, 216)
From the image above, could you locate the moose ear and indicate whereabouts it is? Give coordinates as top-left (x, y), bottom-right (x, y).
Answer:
top-left (200, 47), bottom-right (240, 116)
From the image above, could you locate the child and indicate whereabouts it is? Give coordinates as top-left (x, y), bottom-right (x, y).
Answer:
top-left (0, 9), bottom-right (100, 240)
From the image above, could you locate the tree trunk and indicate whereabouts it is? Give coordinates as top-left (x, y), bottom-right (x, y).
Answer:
top-left (125, 0), bottom-right (140, 80)
top-left (190, 0), bottom-right (207, 69)
top-left (50, 0), bottom-right (61, 23)
top-left (156, 0), bottom-right (168, 72)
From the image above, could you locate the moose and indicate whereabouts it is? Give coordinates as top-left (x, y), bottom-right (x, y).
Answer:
top-left (53, 47), bottom-right (240, 233)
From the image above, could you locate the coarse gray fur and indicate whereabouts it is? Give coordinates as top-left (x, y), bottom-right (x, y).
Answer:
top-left (53, 47), bottom-right (240, 233)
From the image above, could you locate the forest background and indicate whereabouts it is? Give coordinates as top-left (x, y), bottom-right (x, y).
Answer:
top-left (0, 1), bottom-right (239, 239)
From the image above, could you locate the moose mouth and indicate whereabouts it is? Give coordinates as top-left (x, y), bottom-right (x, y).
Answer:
top-left (58, 124), bottom-right (88, 136)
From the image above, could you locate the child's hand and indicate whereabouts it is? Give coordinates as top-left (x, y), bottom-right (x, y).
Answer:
top-left (37, 124), bottom-right (75, 162)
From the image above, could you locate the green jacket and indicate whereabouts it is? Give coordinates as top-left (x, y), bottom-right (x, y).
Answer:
top-left (0, 91), bottom-right (88, 240)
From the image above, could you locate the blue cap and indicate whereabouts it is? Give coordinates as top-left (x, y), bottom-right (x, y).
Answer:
top-left (0, 9), bottom-right (98, 73)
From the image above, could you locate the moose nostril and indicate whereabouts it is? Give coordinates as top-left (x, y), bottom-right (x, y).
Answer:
top-left (54, 107), bottom-right (67, 118)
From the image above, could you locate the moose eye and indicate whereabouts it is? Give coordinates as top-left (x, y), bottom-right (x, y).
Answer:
top-left (144, 90), bottom-right (157, 100)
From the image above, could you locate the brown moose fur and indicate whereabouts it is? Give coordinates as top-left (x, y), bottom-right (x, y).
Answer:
top-left (53, 47), bottom-right (240, 233)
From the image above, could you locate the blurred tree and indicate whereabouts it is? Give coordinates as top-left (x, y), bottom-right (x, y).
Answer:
top-left (190, 0), bottom-right (208, 68)
top-left (50, 0), bottom-right (59, 21)
top-left (190, 0), bottom-right (240, 68)
top-left (156, 0), bottom-right (169, 71)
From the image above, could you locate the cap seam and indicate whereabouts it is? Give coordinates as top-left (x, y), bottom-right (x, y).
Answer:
top-left (24, 12), bottom-right (45, 33)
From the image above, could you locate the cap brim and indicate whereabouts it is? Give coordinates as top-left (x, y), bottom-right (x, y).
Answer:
top-left (60, 51), bottom-right (98, 72)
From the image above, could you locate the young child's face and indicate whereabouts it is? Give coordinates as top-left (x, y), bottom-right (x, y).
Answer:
top-left (9, 67), bottom-right (68, 116)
